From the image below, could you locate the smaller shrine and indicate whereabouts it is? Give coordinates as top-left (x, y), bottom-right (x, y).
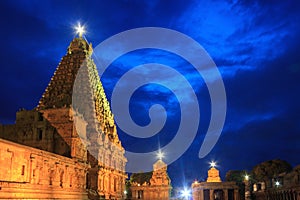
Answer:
top-left (206, 162), bottom-right (222, 183)
top-left (192, 162), bottom-right (240, 200)
top-left (130, 153), bottom-right (172, 200)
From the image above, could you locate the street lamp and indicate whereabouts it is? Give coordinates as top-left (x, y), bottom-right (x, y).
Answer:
top-left (245, 174), bottom-right (249, 181)
top-left (123, 190), bottom-right (127, 199)
top-left (244, 174), bottom-right (251, 200)
top-left (181, 188), bottom-right (191, 200)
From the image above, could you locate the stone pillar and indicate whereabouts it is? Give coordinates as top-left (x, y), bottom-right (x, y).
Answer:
top-left (290, 191), bottom-right (294, 200)
top-left (253, 184), bottom-right (257, 192)
top-left (245, 180), bottom-right (251, 200)
top-left (133, 190), bottom-right (137, 199)
top-left (199, 189), bottom-right (204, 200)
top-left (35, 166), bottom-right (41, 184)
top-left (234, 189), bottom-right (239, 200)
top-left (210, 189), bottom-right (214, 200)
top-left (63, 166), bottom-right (69, 188)
top-left (40, 162), bottom-right (50, 185)
top-left (287, 191), bottom-right (290, 200)
top-left (293, 191), bottom-right (297, 200)
top-left (224, 189), bottom-right (228, 200)
top-left (30, 158), bottom-right (36, 184)
top-left (261, 182), bottom-right (266, 191)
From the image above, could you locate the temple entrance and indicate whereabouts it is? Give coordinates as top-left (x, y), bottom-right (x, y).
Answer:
top-left (213, 190), bottom-right (224, 200)
top-left (86, 173), bottom-right (90, 189)
top-left (204, 189), bottom-right (210, 200)
top-left (137, 190), bottom-right (143, 199)
top-left (228, 189), bottom-right (234, 200)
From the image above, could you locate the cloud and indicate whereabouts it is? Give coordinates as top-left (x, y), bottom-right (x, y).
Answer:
top-left (176, 0), bottom-right (300, 76)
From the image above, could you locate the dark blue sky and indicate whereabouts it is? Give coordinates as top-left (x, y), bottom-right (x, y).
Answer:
top-left (1, 0), bottom-right (300, 188)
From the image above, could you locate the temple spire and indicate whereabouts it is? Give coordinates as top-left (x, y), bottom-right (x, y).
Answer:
top-left (37, 32), bottom-right (120, 146)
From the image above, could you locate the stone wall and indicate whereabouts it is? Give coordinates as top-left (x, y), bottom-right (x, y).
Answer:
top-left (252, 184), bottom-right (300, 200)
top-left (0, 138), bottom-right (89, 199)
top-left (192, 182), bottom-right (240, 200)
top-left (251, 167), bottom-right (300, 200)
top-left (0, 109), bottom-right (71, 157)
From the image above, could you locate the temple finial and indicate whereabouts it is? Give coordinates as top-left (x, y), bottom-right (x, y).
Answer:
top-left (74, 22), bottom-right (86, 38)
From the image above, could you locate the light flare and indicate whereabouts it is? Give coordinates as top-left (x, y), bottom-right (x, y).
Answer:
top-left (157, 150), bottom-right (164, 160)
top-left (210, 161), bottom-right (217, 168)
top-left (74, 22), bottom-right (86, 37)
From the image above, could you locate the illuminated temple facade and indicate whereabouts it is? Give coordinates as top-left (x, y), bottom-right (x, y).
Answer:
top-left (192, 166), bottom-right (240, 200)
top-left (130, 159), bottom-right (172, 200)
top-left (0, 35), bottom-right (127, 199)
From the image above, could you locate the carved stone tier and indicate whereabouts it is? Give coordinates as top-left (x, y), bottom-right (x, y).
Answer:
top-left (207, 167), bottom-right (222, 182)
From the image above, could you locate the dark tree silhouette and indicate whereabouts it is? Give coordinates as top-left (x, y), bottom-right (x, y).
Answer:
top-left (252, 159), bottom-right (292, 187)
top-left (130, 171), bottom-right (153, 184)
top-left (226, 170), bottom-right (249, 200)
top-left (226, 170), bottom-right (249, 183)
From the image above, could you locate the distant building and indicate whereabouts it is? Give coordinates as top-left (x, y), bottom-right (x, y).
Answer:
top-left (0, 34), bottom-right (127, 199)
top-left (251, 165), bottom-right (300, 200)
top-left (192, 165), bottom-right (240, 200)
top-left (130, 159), bottom-right (172, 200)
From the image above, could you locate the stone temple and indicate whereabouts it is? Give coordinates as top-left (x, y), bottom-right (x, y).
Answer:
top-left (0, 34), bottom-right (127, 199)
top-left (130, 158), bottom-right (172, 200)
top-left (192, 165), bottom-right (240, 200)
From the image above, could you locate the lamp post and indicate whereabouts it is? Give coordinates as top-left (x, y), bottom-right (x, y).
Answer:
top-left (275, 181), bottom-right (280, 187)
top-left (244, 174), bottom-right (251, 200)
top-left (181, 188), bottom-right (191, 200)
top-left (123, 190), bottom-right (127, 200)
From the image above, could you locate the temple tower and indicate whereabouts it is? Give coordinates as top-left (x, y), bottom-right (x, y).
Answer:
top-left (206, 167), bottom-right (222, 183)
top-left (192, 163), bottom-right (240, 200)
top-left (37, 34), bottom-right (127, 199)
top-left (130, 158), bottom-right (172, 200)
top-left (0, 28), bottom-right (127, 199)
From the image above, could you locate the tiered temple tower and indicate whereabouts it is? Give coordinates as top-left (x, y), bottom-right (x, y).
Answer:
top-left (206, 167), bottom-right (222, 183)
top-left (192, 164), bottom-right (240, 200)
top-left (37, 34), bottom-right (127, 199)
top-left (130, 158), bottom-right (172, 200)
top-left (0, 34), bottom-right (127, 199)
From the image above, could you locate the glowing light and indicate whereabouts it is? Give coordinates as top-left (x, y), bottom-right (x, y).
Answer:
top-left (74, 22), bottom-right (86, 37)
top-left (245, 174), bottom-right (249, 181)
top-left (275, 181), bottom-right (280, 186)
top-left (124, 190), bottom-right (127, 195)
top-left (193, 180), bottom-right (199, 184)
top-left (157, 150), bottom-right (164, 160)
top-left (210, 161), bottom-right (217, 168)
top-left (181, 188), bottom-right (191, 199)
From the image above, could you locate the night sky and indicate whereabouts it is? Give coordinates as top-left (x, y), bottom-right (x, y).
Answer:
top-left (1, 0), bottom-right (300, 188)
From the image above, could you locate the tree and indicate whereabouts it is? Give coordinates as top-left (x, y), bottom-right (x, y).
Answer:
top-left (226, 170), bottom-right (249, 183)
top-left (252, 159), bottom-right (292, 187)
top-left (130, 171), bottom-right (153, 184)
top-left (293, 164), bottom-right (300, 173)
top-left (226, 170), bottom-right (249, 200)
